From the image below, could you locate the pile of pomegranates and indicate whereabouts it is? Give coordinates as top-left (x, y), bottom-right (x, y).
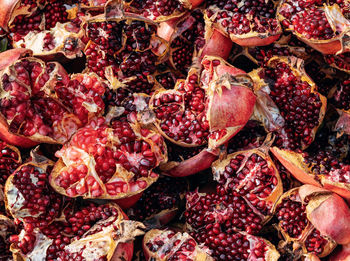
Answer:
top-left (0, 0), bottom-right (350, 260)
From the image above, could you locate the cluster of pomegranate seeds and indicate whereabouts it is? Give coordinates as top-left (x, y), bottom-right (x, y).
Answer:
top-left (168, 10), bottom-right (206, 73)
top-left (6, 164), bottom-right (63, 229)
top-left (0, 141), bottom-right (20, 186)
top-left (85, 19), bottom-right (162, 94)
top-left (9, 1), bottom-right (68, 42)
top-left (206, 0), bottom-right (280, 36)
top-left (127, 176), bottom-right (187, 221)
top-left (152, 73), bottom-right (209, 146)
top-left (124, 0), bottom-right (186, 20)
top-left (262, 62), bottom-right (323, 149)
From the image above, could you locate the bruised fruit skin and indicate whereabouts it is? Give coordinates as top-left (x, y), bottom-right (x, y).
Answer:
top-left (50, 117), bottom-right (167, 200)
top-left (204, 0), bottom-right (282, 46)
top-left (250, 56), bottom-right (327, 151)
top-left (277, 0), bottom-right (350, 54)
top-left (9, 203), bottom-right (145, 261)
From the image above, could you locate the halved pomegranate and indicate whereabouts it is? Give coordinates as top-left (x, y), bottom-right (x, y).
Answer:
top-left (0, 0), bottom-right (85, 58)
top-left (4, 155), bottom-right (63, 230)
top-left (83, 13), bottom-right (168, 94)
top-left (274, 185), bottom-right (350, 258)
top-left (50, 117), bottom-right (167, 200)
top-left (250, 56), bottom-right (327, 150)
top-left (277, 0), bottom-right (350, 54)
top-left (204, 0), bottom-right (282, 46)
top-left (143, 229), bottom-right (214, 260)
top-left (10, 202), bottom-right (144, 261)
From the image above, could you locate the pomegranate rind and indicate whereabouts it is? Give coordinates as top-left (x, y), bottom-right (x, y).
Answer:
top-left (277, 2), bottom-right (350, 54)
top-left (273, 187), bottom-right (337, 258)
top-left (250, 56), bottom-right (327, 150)
top-left (329, 244), bottom-right (350, 261)
top-left (159, 148), bottom-right (219, 177)
top-left (0, 214), bottom-right (15, 260)
top-left (0, 0), bottom-right (21, 31)
top-left (201, 56), bottom-right (256, 148)
top-left (298, 184), bottom-right (350, 245)
top-left (0, 48), bottom-right (32, 71)
top-left (244, 232), bottom-right (280, 261)
top-left (271, 146), bottom-right (350, 200)
top-left (143, 229), bottom-right (214, 261)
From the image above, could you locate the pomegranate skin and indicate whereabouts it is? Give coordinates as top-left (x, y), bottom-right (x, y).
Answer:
top-left (329, 244), bottom-right (350, 261)
top-left (299, 185), bottom-right (350, 245)
top-left (0, 0), bottom-right (19, 31)
top-left (0, 117), bottom-right (38, 148)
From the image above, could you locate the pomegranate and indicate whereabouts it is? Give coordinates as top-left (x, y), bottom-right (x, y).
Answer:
top-left (143, 229), bottom-right (214, 260)
top-left (150, 56), bottom-right (256, 149)
top-left (0, 54), bottom-right (86, 147)
top-left (0, 0), bottom-right (85, 58)
top-left (10, 202), bottom-right (144, 261)
top-left (127, 176), bottom-right (188, 227)
top-left (4, 156), bottom-right (63, 230)
top-left (120, 0), bottom-right (204, 22)
top-left (50, 117), bottom-right (167, 200)
top-left (250, 56), bottom-right (327, 150)
top-left (211, 136), bottom-right (283, 226)
top-left (277, 0), bottom-right (350, 54)
top-left (0, 140), bottom-right (21, 188)
top-left (157, 9), bottom-right (233, 74)
top-left (204, 0), bottom-right (282, 46)
top-left (271, 144), bottom-right (350, 201)
top-left (0, 214), bottom-right (16, 260)
top-left (274, 185), bottom-right (350, 258)
top-left (83, 14), bottom-right (168, 94)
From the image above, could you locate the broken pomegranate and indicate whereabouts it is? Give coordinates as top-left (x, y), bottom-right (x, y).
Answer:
top-left (277, 0), bottom-right (350, 54)
top-left (10, 202), bottom-right (144, 261)
top-left (274, 184), bottom-right (350, 258)
top-left (0, 54), bottom-right (84, 147)
top-left (83, 13), bottom-right (168, 94)
top-left (50, 117), bottom-right (167, 200)
top-left (204, 0), bottom-right (282, 46)
top-left (120, 0), bottom-right (203, 22)
top-left (250, 56), bottom-right (327, 150)
top-left (157, 9), bottom-right (233, 74)
top-left (0, 0), bottom-right (85, 58)
top-left (4, 155), bottom-right (63, 230)
top-left (0, 214), bottom-right (16, 260)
